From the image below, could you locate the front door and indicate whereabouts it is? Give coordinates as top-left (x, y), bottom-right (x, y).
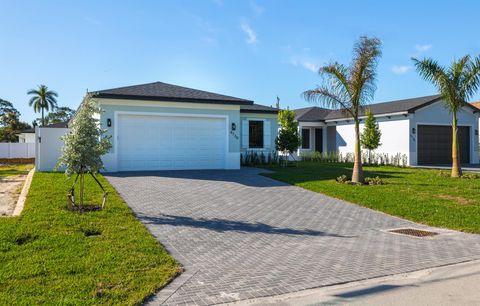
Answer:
top-left (315, 128), bottom-right (323, 152)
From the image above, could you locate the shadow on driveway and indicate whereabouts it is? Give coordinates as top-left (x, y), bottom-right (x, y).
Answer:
top-left (104, 169), bottom-right (286, 188)
top-left (137, 213), bottom-right (354, 238)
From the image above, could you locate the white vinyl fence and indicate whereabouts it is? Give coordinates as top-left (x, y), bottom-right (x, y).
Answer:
top-left (0, 143), bottom-right (35, 159)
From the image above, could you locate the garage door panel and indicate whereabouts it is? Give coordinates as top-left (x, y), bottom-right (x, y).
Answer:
top-left (418, 125), bottom-right (470, 165)
top-left (117, 114), bottom-right (226, 171)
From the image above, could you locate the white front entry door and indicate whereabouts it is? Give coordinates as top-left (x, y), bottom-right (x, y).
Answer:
top-left (117, 114), bottom-right (227, 171)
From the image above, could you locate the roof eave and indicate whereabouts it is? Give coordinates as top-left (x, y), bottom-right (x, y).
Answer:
top-left (94, 93), bottom-right (254, 105)
top-left (325, 111), bottom-right (409, 122)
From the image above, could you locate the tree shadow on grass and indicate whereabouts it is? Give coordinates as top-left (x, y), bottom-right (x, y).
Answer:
top-left (138, 213), bottom-right (355, 238)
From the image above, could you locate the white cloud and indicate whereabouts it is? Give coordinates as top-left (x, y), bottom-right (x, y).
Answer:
top-left (240, 22), bottom-right (257, 44)
top-left (249, 0), bottom-right (265, 15)
top-left (392, 65), bottom-right (412, 75)
top-left (415, 44), bottom-right (432, 52)
top-left (290, 58), bottom-right (319, 73)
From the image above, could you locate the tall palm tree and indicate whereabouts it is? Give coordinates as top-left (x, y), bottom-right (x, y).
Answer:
top-left (303, 36), bottom-right (382, 183)
top-left (412, 55), bottom-right (480, 177)
top-left (27, 85), bottom-right (58, 126)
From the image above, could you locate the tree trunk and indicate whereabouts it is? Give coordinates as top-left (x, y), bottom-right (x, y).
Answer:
top-left (352, 119), bottom-right (364, 183)
top-left (79, 169), bottom-right (85, 208)
top-left (451, 113), bottom-right (462, 177)
top-left (41, 108), bottom-right (45, 127)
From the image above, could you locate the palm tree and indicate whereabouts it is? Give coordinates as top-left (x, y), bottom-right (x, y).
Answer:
top-left (303, 36), bottom-right (382, 183)
top-left (27, 85), bottom-right (58, 126)
top-left (412, 55), bottom-right (480, 177)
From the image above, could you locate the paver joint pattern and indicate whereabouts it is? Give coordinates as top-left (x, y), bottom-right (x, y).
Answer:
top-left (105, 169), bottom-right (480, 306)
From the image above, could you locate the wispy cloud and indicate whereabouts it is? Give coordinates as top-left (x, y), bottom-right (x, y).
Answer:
top-left (211, 0), bottom-right (223, 5)
top-left (249, 0), bottom-right (265, 16)
top-left (290, 58), bottom-right (319, 73)
top-left (392, 65), bottom-right (412, 75)
top-left (240, 22), bottom-right (257, 44)
top-left (415, 44), bottom-right (432, 52)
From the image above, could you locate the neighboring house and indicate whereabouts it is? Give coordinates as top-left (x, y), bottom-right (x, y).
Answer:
top-left (36, 82), bottom-right (278, 172)
top-left (17, 128), bottom-right (35, 143)
top-left (294, 95), bottom-right (480, 165)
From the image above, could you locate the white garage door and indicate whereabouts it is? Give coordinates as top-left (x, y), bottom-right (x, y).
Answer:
top-left (117, 114), bottom-right (227, 171)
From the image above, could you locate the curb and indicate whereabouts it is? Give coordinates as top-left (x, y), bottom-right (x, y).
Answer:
top-left (12, 167), bottom-right (35, 216)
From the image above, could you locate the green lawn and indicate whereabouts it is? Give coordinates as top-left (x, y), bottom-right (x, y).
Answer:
top-left (0, 172), bottom-right (179, 305)
top-left (0, 164), bottom-right (33, 178)
top-left (264, 162), bottom-right (480, 233)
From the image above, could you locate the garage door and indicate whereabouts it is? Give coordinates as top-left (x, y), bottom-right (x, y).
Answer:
top-left (117, 114), bottom-right (226, 171)
top-left (417, 125), bottom-right (470, 165)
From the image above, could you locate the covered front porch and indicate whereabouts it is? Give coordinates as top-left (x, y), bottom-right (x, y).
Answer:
top-left (298, 122), bottom-right (337, 156)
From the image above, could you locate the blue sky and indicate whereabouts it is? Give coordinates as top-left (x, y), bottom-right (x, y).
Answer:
top-left (1, 0), bottom-right (480, 123)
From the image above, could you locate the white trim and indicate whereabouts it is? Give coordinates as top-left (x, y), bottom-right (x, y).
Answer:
top-left (245, 118), bottom-right (269, 150)
top-left (112, 111), bottom-right (230, 171)
top-left (301, 128), bottom-right (311, 150)
top-left (99, 98), bottom-right (240, 111)
top-left (325, 111), bottom-right (409, 123)
top-left (414, 122), bottom-right (474, 164)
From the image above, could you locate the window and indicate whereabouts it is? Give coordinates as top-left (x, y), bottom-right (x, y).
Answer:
top-left (302, 129), bottom-right (310, 149)
top-left (249, 120), bottom-right (264, 148)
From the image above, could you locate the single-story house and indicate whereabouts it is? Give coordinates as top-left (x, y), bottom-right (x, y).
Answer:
top-left (17, 128), bottom-right (35, 143)
top-left (36, 82), bottom-right (278, 172)
top-left (294, 95), bottom-right (480, 165)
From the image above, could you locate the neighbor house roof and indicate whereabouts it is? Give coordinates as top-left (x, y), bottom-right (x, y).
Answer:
top-left (471, 101), bottom-right (480, 109)
top-left (93, 81), bottom-right (254, 105)
top-left (294, 106), bottom-right (333, 122)
top-left (293, 94), bottom-right (473, 122)
top-left (240, 104), bottom-right (279, 114)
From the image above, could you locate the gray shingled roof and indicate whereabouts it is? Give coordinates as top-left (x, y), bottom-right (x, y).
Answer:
top-left (240, 104), bottom-right (279, 113)
top-left (295, 95), bottom-right (444, 122)
top-left (94, 82), bottom-right (253, 105)
top-left (294, 106), bottom-right (332, 122)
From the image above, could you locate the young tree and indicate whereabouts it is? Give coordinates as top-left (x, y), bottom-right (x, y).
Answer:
top-left (412, 55), bottom-right (480, 177)
top-left (27, 85), bottom-right (58, 126)
top-left (361, 110), bottom-right (381, 164)
top-left (275, 109), bottom-right (301, 163)
top-left (56, 94), bottom-right (111, 209)
top-left (303, 36), bottom-right (382, 183)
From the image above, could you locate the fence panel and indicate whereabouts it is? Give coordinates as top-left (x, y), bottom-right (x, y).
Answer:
top-left (0, 143), bottom-right (36, 158)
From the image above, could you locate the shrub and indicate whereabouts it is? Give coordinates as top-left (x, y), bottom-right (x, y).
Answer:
top-left (462, 172), bottom-right (480, 179)
top-left (365, 176), bottom-right (384, 185)
top-left (336, 175), bottom-right (349, 184)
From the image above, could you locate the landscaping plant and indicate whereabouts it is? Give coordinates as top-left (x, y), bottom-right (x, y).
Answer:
top-left (361, 109), bottom-right (381, 164)
top-left (303, 36), bottom-right (382, 183)
top-left (56, 94), bottom-right (111, 209)
top-left (275, 109), bottom-right (301, 165)
top-left (412, 55), bottom-right (480, 177)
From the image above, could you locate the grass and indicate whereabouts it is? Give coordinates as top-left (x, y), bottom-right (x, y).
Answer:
top-left (0, 172), bottom-right (179, 305)
top-left (0, 164), bottom-right (33, 178)
top-left (263, 162), bottom-right (480, 233)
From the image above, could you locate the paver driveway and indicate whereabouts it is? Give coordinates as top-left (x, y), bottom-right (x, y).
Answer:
top-left (105, 169), bottom-right (480, 306)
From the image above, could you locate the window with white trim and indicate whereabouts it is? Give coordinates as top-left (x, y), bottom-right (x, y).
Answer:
top-left (301, 128), bottom-right (310, 149)
top-left (249, 120), bottom-right (264, 148)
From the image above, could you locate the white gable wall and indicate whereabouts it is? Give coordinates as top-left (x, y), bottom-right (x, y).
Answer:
top-left (334, 115), bottom-right (410, 163)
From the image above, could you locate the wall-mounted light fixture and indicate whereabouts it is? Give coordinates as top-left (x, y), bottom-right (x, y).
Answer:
top-left (107, 118), bottom-right (112, 127)
top-left (231, 122), bottom-right (236, 131)
top-left (476, 129), bottom-right (479, 136)
top-left (412, 127), bottom-right (416, 135)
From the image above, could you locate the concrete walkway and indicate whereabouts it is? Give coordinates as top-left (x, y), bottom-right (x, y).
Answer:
top-left (105, 169), bottom-right (480, 306)
top-left (229, 260), bottom-right (480, 306)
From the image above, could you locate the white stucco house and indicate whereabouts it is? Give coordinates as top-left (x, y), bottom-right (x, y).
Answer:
top-left (294, 95), bottom-right (480, 166)
top-left (36, 82), bottom-right (278, 172)
top-left (17, 128), bottom-right (35, 143)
